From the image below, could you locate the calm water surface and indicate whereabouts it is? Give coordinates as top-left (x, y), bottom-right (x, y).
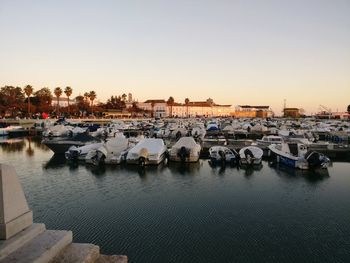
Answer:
top-left (1, 137), bottom-right (350, 263)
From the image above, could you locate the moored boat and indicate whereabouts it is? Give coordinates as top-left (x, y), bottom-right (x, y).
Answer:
top-left (209, 146), bottom-right (238, 165)
top-left (239, 146), bottom-right (263, 165)
top-left (256, 135), bottom-right (284, 147)
top-left (169, 137), bottom-right (201, 162)
top-left (126, 138), bottom-right (167, 166)
top-left (65, 142), bottom-right (103, 161)
top-left (42, 133), bottom-right (99, 154)
top-left (86, 136), bottom-right (130, 165)
top-left (268, 142), bottom-right (330, 170)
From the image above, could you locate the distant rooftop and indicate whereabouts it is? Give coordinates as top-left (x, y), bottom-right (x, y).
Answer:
top-left (239, 105), bottom-right (270, 109)
top-left (143, 100), bottom-right (231, 107)
top-left (144, 99), bottom-right (166, 103)
top-left (284, 108), bottom-right (299, 111)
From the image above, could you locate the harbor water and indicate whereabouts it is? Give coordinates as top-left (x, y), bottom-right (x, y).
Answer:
top-left (1, 137), bottom-right (350, 263)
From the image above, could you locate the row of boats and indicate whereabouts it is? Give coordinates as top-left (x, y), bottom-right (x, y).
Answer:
top-left (62, 134), bottom-right (330, 170)
top-left (64, 136), bottom-right (264, 167)
top-left (11, 117), bottom-right (340, 170)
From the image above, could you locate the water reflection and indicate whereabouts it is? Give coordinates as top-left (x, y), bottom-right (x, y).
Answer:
top-left (0, 136), bottom-right (50, 156)
top-left (167, 162), bottom-right (202, 176)
top-left (31, 136), bottom-right (51, 152)
top-left (269, 163), bottom-right (330, 183)
top-left (43, 154), bottom-right (67, 169)
top-left (26, 137), bottom-right (34, 156)
top-left (0, 137), bottom-right (26, 153)
top-left (128, 163), bottom-right (168, 180)
top-left (85, 163), bottom-right (107, 176)
top-left (239, 164), bottom-right (263, 177)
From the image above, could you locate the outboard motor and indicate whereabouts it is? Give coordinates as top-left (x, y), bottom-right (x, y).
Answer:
top-left (218, 150), bottom-right (226, 163)
top-left (92, 151), bottom-right (105, 166)
top-left (178, 146), bottom-right (189, 162)
top-left (244, 149), bottom-right (254, 165)
top-left (139, 148), bottom-right (149, 167)
top-left (138, 156), bottom-right (146, 167)
top-left (68, 130), bottom-right (74, 137)
top-left (305, 151), bottom-right (330, 169)
top-left (176, 131), bottom-right (182, 140)
top-left (69, 150), bottom-right (79, 160)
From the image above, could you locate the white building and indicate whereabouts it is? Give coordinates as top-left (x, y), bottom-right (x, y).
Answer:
top-left (171, 101), bottom-right (232, 117)
top-left (51, 97), bottom-right (76, 107)
top-left (138, 100), bottom-right (168, 118)
top-left (137, 99), bottom-right (232, 118)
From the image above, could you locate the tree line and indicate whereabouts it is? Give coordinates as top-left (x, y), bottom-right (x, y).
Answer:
top-left (0, 85), bottom-right (195, 118)
top-left (0, 85), bottom-right (135, 118)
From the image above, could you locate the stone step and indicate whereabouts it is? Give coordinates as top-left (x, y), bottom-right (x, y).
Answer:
top-left (95, 255), bottom-right (128, 263)
top-left (0, 224), bottom-right (46, 261)
top-left (0, 230), bottom-right (72, 263)
top-left (50, 243), bottom-right (100, 263)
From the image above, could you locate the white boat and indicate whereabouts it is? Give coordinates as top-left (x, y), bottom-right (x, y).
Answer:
top-left (256, 135), bottom-right (284, 147)
top-left (126, 138), bottom-right (167, 166)
top-left (206, 120), bottom-right (220, 131)
top-left (0, 126), bottom-right (27, 137)
top-left (86, 137), bottom-right (130, 165)
top-left (202, 131), bottom-right (227, 146)
top-left (33, 120), bottom-right (53, 133)
top-left (65, 142), bottom-right (103, 161)
top-left (169, 137), bottom-right (201, 162)
top-left (268, 142), bottom-right (330, 170)
top-left (191, 126), bottom-right (206, 141)
top-left (0, 127), bottom-right (10, 136)
top-left (42, 133), bottom-right (98, 154)
top-left (42, 125), bottom-right (72, 137)
top-left (209, 146), bottom-right (237, 165)
top-left (239, 146), bottom-right (263, 165)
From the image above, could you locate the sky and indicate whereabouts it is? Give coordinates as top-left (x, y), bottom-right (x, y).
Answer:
top-left (0, 0), bottom-right (349, 115)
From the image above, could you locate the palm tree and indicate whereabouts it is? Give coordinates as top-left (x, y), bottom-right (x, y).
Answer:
top-left (64, 86), bottom-right (73, 115)
top-left (54, 87), bottom-right (63, 115)
top-left (167, 96), bottom-right (175, 118)
top-left (185, 98), bottom-right (190, 118)
top-left (151, 101), bottom-right (155, 118)
top-left (84, 92), bottom-right (89, 101)
top-left (122, 93), bottom-right (127, 102)
top-left (89, 91), bottom-right (97, 115)
top-left (24, 85), bottom-right (33, 118)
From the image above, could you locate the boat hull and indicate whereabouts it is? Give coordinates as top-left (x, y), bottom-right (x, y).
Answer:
top-left (43, 140), bottom-right (86, 154)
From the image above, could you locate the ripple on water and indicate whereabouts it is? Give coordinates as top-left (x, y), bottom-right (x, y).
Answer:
top-left (2, 142), bottom-right (350, 263)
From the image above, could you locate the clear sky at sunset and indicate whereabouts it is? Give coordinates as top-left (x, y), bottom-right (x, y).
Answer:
top-left (0, 0), bottom-right (349, 115)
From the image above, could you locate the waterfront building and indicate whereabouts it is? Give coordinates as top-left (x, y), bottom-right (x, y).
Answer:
top-left (102, 109), bottom-right (131, 118)
top-left (283, 108), bottom-right (300, 118)
top-left (135, 99), bottom-right (232, 118)
top-left (138, 99), bottom-right (168, 118)
top-left (171, 101), bottom-right (232, 117)
top-left (315, 111), bottom-right (350, 119)
top-left (234, 105), bottom-right (273, 118)
top-left (51, 97), bottom-right (76, 108)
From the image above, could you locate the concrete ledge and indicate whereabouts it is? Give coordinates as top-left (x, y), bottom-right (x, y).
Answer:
top-left (96, 255), bottom-right (128, 263)
top-left (0, 230), bottom-right (72, 263)
top-left (0, 223), bottom-right (45, 260)
top-left (0, 211), bottom-right (33, 240)
top-left (51, 243), bottom-right (100, 263)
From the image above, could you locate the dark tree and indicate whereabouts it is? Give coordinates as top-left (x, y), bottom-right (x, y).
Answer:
top-left (33, 87), bottom-right (53, 113)
top-left (0, 86), bottom-right (25, 117)
top-left (167, 96), bottom-right (175, 117)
